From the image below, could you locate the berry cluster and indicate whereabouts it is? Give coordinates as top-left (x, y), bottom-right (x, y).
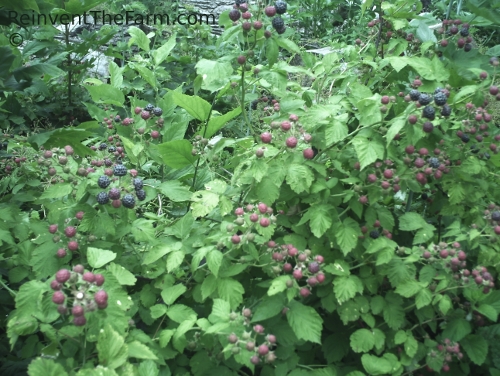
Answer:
top-left (50, 266), bottom-right (107, 326)
top-left (95, 165), bottom-right (145, 209)
top-left (403, 145), bottom-right (451, 184)
top-left (90, 136), bottom-right (126, 161)
top-left (227, 203), bottom-right (276, 244)
top-left (360, 219), bottom-right (393, 240)
top-left (406, 86), bottom-right (451, 123)
top-left (427, 338), bottom-right (463, 373)
top-left (422, 242), bottom-right (495, 293)
top-left (437, 19), bottom-right (475, 52)
top-left (258, 114), bottom-right (314, 158)
top-left (133, 103), bottom-right (164, 138)
top-left (101, 114), bottom-right (134, 129)
top-left (267, 242), bottom-right (326, 298)
top-left (48, 211), bottom-right (86, 257)
top-left (227, 310), bottom-right (278, 365)
top-left (355, 159), bottom-right (401, 196)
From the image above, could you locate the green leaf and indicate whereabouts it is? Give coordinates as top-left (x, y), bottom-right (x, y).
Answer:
top-left (167, 304), bottom-right (197, 323)
top-left (332, 218), bottom-right (359, 256)
top-left (442, 318), bottom-right (471, 342)
top-left (137, 360), bottom-right (159, 376)
top-left (157, 139), bottom-right (197, 169)
top-left (405, 334), bottom-right (418, 358)
top-left (325, 115), bottom-right (349, 146)
top-left (161, 284), bottom-right (187, 305)
top-left (287, 300), bottom-right (323, 344)
top-left (191, 191), bottom-right (219, 217)
top-left (307, 205), bottom-right (334, 238)
top-left (127, 26), bottom-right (150, 51)
top-left (383, 293), bottom-right (405, 330)
top-left (172, 92), bottom-right (211, 121)
top-left (352, 135), bottom-right (385, 170)
top-left (350, 328), bottom-right (376, 353)
top-left (206, 250), bottom-right (223, 277)
top-left (129, 62), bottom-right (156, 89)
top-left (217, 278), bottom-right (244, 309)
top-left (251, 294), bottom-right (285, 322)
top-left (268, 275), bottom-right (291, 296)
top-left (39, 183), bottom-right (73, 200)
top-left (399, 212), bottom-right (427, 231)
top-left (286, 164), bottom-right (314, 193)
top-left (28, 357), bottom-right (69, 376)
top-left (334, 275), bottom-right (364, 303)
top-left (361, 354), bottom-right (394, 375)
top-left (267, 38), bottom-right (279, 67)
top-left (395, 280), bottom-right (422, 298)
top-left (84, 84), bottom-right (125, 106)
top-left (439, 295), bottom-right (452, 315)
top-left (386, 118), bottom-right (405, 146)
top-left (142, 242), bottom-right (180, 265)
top-left (416, 288), bottom-right (433, 309)
top-left (150, 305), bottom-right (167, 319)
top-left (157, 180), bottom-right (192, 202)
top-left (461, 334), bottom-right (488, 365)
top-left (195, 58), bottom-right (234, 92)
top-left (107, 263), bottom-right (137, 286)
top-left (87, 247), bottom-right (116, 269)
top-left (209, 299), bottom-right (230, 324)
top-left (153, 33), bottom-right (177, 66)
top-left (201, 274), bottom-right (217, 300)
top-left (167, 251), bottom-right (184, 273)
top-left (477, 304), bottom-right (498, 322)
top-left (97, 325), bottom-right (128, 369)
top-left (394, 330), bottom-right (407, 344)
top-left (127, 341), bottom-right (158, 360)
top-left (205, 107), bottom-right (242, 138)
top-left (159, 329), bottom-right (174, 348)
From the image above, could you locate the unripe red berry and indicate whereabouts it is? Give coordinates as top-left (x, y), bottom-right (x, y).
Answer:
top-left (303, 148), bottom-right (314, 159)
top-left (56, 269), bottom-right (71, 283)
top-left (260, 132), bottom-right (272, 143)
top-left (67, 241), bottom-right (78, 251)
top-left (300, 287), bottom-right (310, 297)
top-left (231, 234), bottom-right (241, 244)
top-left (52, 291), bottom-right (65, 304)
top-left (286, 137), bottom-right (298, 148)
top-left (94, 274), bottom-right (105, 286)
top-left (258, 203), bottom-right (268, 213)
top-left (292, 269), bottom-right (303, 280)
top-left (72, 305), bottom-right (85, 317)
top-left (237, 55), bottom-right (246, 65)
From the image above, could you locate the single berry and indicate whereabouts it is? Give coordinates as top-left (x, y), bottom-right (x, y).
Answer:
top-left (265, 6), bottom-right (277, 17)
top-left (94, 290), bottom-right (108, 305)
top-left (419, 94), bottom-right (432, 105)
top-left (56, 269), bottom-right (71, 283)
top-left (49, 224), bottom-right (58, 234)
top-left (52, 291), bottom-right (65, 304)
top-left (122, 194), bottom-right (135, 209)
top-left (258, 203), bottom-right (268, 213)
top-left (73, 264), bottom-right (84, 274)
top-left (423, 122), bottom-right (434, 133)
top-left (409, 89), bottom-right (421, 101)
top-left (308, 262), bottom-right (320, 273)
top-left (231, 234), bottom-right (241, 244)
top-left (369, 230), bottom-right (379, 239)
top-left (292, 269), bottom-right (303, 280)
top-left (441, 104), bottom-right (452, 117)
top-left (72, 305), bottom-right (85, 317)
top-left (113, 164), bottom-right (127, 177)
top-left (300, 287), bottom-right (310, 298)
top-left (250, 355), bottom-right (260, 365)
top-left (64, 226), bottom-right (76, 238)
top-left (422, 106), bottom-right (435, 120)
top-left (75, 211), bottom-right (84, 220)
top-left (258, 344), bottom-right (269, 355)
top-left (96, 192), bottom-right (110, 205)
top-left (97, 175), bottom-right (111, 189)
top-left (261, 132), bottom-right (272, 143)
top-left (408, 115), bottom-right (418, 124)
top-left (68, 241), bottom-right (79, 251)
top-left (136, 189), bottom-right (146, 201)
top-left (272, 17), bottom-right (285, 31)
top-left (303, 148), bottom-right (314, 159)
top-left (274, 1), bottom-right (287, 14)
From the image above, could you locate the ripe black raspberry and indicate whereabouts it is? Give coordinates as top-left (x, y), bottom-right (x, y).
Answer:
top-left (434, 92), bottom-right (447, 106)
top-left (104, 158), bottom-right (113, 167)
top-left (434, 87), bottom-right (443, 94)
top-left (109, 187), bottom-right (121, 200)
top-left (409, 89), bottom-right (421, 101)
top-left (418, 94), bottom-right (432, 105)
top-left (492, 211), bottom-right (500, 221)
top-left (133, 178), bottom-right (144, 190)
top-left (422, 106), bottom-right (435, 120)
top-left (98, 143), bottom-right (107, 150)
top-left (152, 107), bottom-right (163, 116)
top-left (113, 164), bottom-right (127, 177)
top-left (96, 192), bottom-right (110, 205)
top-left (272, 17), bottom-right (285, 31)
top-left (97, 175), bottom-right (111, 189)
top-left (274, 1), bottom-right (287, 14)
top-left (144, 104), bottom-right (154, 112)
top-left (108, 146), bottom-right (116, 153)
top-left (136, 189), bottom-right (146, 201)
top-left (122, 194), bottom-right (135, 208)
top-left (460, 27), bottom-right (469, 37)
top-left (428, 157), bottom-right (440, 168)
top-left (461, 134), bottom-right (470, 143)
top-left (441, 104), bottom-right (452, 117)
top-left (369, 230), bottom-right (379, 239)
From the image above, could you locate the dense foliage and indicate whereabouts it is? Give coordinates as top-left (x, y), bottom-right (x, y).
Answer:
top-left (1, 0), bottom-right (500, 375)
